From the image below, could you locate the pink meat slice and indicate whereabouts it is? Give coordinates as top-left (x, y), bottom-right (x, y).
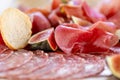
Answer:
top-left (39, 54), bottom-right (85, 80)
top-left (0, 50), bottom-right (48, 78)
top-left (55, 23), bottom-right (118, 54)
top-left (97, 0), bottom-right (120, 18)
top-left (17, 52), bottom-right (65, 80)
top-left (0, 45), bottom-right (9, 54)
top-left (82, 2), bottom-right (106, 23)
top-left (0, 50), bottom-right (13, 61)
top-left (108, 11), bottom-right (120, 29)
top-left (0, 49), bottom-right (33, 72)
top-left (66, 53), bottom-right (104, 79)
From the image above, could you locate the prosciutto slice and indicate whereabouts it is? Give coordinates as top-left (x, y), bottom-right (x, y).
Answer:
top-left (82, 2), bottom-right (106, 23)
top-left (29, 12), bottom-right (51, 34)
top-left (0, 49), bottom-right (33, 72)
top-left (97, 0), bottom-right (120, 18)
top-left (55, 23), bottom-right (118, 54)
top-left (108, 11), bottom-right (120, 29)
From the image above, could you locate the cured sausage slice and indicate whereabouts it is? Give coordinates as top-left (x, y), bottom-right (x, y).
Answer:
top-left (0, 49), bottom-right (33, 72)
top-left (66, 53), bottom-right (104, 79)
top-left (38, 54), bottom-right (85, 80)
top-left (0, 50), bottom-right (13, 61)
top-left (0, 50), bottom-right (48, 79)
top-left (0, 45), bottom-right (8, 54)
top-left (17, 52), bottom-right (65, 80)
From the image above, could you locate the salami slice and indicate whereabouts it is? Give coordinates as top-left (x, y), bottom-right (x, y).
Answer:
top-left (0, 49), bottom-right (33, 72)
top-left (17, 52), bottom-right (65, 80)
top-left (38, 54), bottom-right (85, 80)
top-left (66, 53), bottom-right (104, 79)
top-left (0, 45), bottom-right (8, 54)
top-left (0, 50), bottom-right (48, 79)
top-left (0, 50), bottom-right (13, 61)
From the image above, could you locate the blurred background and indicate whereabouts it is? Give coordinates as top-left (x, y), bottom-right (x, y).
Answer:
top-left (0, 0), bottom-right (99, 13)
top-left (0, 0), bottom-right (52, 13)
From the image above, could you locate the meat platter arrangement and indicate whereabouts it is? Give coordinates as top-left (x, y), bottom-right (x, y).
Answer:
top-left (0, 0), bottom-right (120, 80)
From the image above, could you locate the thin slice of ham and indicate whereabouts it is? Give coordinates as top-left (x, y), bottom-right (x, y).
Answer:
top-left (55, 23), bottom-right (118, 54)
top-left (48, 8), bottom-right (65, 27)
top-left (97, 0), bottom-right (120, 18)
top-left (17, 52), bottom-right (65, 80)
top-left (26, 8), bottom-right (50, 17)
top-left (89, 21), bottom-right (117, 33)
top-left (82, 2), bottom-right (106, 23)
top-left (29, 12), bottom-right (51, 34)
top-left (0, 49), bottom-right (33, 72)
top-left (108, 11), bottom-right (120, 29)
top-left (61, 1), bottom-right (106, 23)
top-left (62, 4), bottom-right (85, 19)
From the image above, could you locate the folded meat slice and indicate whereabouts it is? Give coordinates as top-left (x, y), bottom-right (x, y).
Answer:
top-left (82, 2), bottom-right (106, 23)
top-left (97, 0), bottom-right (120, 18)
top-left (0, 50), bottom-right (48, 78)
top-left (0, 49), bottom-right (33, 72)
top-left (108, 11), bottom-right (120, 29)
top-left (16, 52), bottom-right (65, 80)
top-left (61, 1), bottom-right (106, 23)
top-left (29, 12), bottom-right (51, 34)
top-left (55, 23), bottom-right (118, 54)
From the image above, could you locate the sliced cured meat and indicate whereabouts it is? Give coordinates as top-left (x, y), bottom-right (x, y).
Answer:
top-left (66, 53), bottom-right (104, 79)
top-left (82, 2), bottom-right (106, 23)
top-left (0, 50), bottom-right (13, 61)
top-left (97, 0), bottom-right (120, 18)
top-left (38, 54), bottom-right (85, 80)
top-left (55, 23), bottom-right (119, 54)
top-left (69, 0), bottom-right (83, 5)
top-left (0, 45), bottom-right (9, 54)
top-left (26, 8), bottom-right (50, 17)
top-left (48, 9), bottom-right (65, 27)
top-left (0, 49), bottom-right (33, 72)
top-left (17, 52), bottom-right (65, 80)
top-left (61, 2), bottom-right (106, 23)
top-left (52, 0), bottom-right (61, 10)
top-left (89, 21), bottom-right (117, 33)
top-left (108, 11), bottom-right (120, 29)
top-left (72, 16), bottom-right (92, 26)
top-left (0, 50), bottom-right (48, 78)
top-left (29, 12), bottom-right (51, 34)
top-left (61, 5), bottom-right (85, 19)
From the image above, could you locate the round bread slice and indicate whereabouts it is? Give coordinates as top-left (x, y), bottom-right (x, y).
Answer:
top-left (0, 8), bottom-right (32, 50)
